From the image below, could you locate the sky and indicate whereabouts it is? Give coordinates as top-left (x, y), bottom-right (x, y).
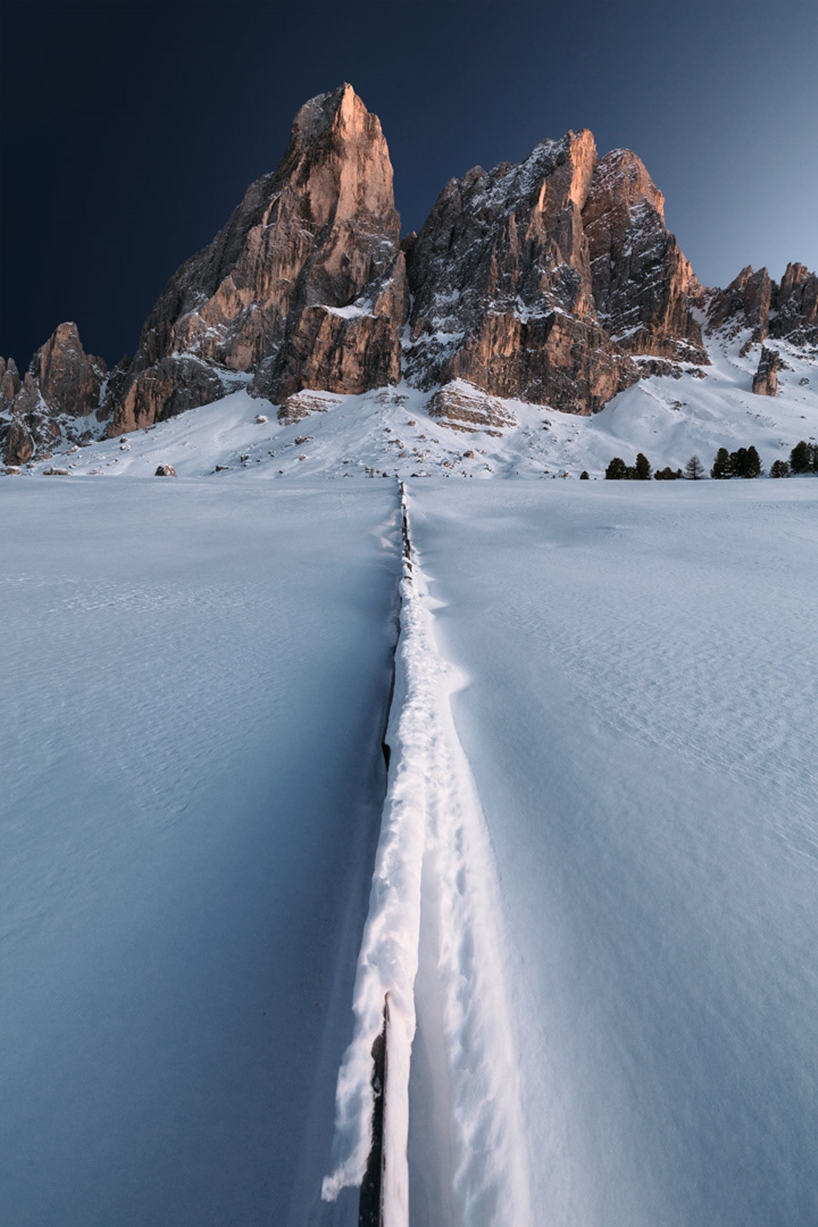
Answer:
top-left (1, 0), bottom-right (816, 370)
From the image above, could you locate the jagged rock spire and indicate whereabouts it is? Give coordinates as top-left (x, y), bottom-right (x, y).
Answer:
top-left (582, 149), bottom-right (706, 364)
top-left (0, 323), bottom-right (106, 465)
top-left (112, 83), bottom-right (408, 434)
top-left (404, 128), bottom-right (708, 414)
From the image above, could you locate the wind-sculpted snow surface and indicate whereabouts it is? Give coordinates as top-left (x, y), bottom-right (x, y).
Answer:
top-left (0, 481), bottom-right (400, 1227)
top-left (323, 499), bottom-right (531, 1227)
top-left (5, 477), bottom-right (818, 1226)
top-left (410, 480), bottom-right (818, 1227)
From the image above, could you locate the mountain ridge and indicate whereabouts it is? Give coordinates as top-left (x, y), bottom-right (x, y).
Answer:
top-left (2, 84), bottom-right (816, 467)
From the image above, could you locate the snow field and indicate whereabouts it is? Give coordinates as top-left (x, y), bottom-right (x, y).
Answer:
top-left (0, 480), bottom-right (401, 1227)
top-left (4, 474), bottom-right (818, 1226)
top-left (409, 479), bottom-right (818, 1227)
top-left (324, 493), bottom-right (531, 1227)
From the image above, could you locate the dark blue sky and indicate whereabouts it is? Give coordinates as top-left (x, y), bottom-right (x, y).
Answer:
top-left (1, 0), bottom-right (816, 370)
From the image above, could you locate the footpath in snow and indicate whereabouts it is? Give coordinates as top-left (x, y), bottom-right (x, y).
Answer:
top-left (323, 487), bottom-right (532, 1227)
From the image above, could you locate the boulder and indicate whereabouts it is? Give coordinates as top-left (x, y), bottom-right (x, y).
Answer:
top-left (427, 382), bottom-right (517, 435)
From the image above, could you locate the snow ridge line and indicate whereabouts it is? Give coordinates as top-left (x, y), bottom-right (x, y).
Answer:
top-left (322, 484), bottom-right (532, 1227)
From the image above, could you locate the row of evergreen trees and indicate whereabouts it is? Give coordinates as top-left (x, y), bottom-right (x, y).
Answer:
top-left (604, 454), bottom-right (705, 481)
top-left (710, 447), bottom-right (762, 479)
top-left (784, 441), bottom-right (818, 474)
top-left (603, 441), bottom-right (818, 481)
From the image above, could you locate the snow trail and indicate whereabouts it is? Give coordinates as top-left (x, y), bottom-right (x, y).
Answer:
top-left (323, 485), bottom-right (532, 1227)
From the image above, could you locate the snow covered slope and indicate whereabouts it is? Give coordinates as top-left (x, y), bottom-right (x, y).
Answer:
top-left (9, 327), bottom-right (815, 485)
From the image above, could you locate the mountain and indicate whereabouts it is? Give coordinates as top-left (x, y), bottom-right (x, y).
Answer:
top-left (2, 84), bottom-right (816, 469)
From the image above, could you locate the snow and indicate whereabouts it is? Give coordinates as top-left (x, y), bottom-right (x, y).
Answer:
top-left (405, 478), bottom-right (818, 1226)
top-left (3, 320), bottom-right (818, 1224)
top-left (12, 322), bottom-right (815, 486)
top-left (324, 303), bottom-right (375, 319)
top-left (323, 498), bottom-right (530, 1227)
top-left (0, 479), bottom-right (401, 1227)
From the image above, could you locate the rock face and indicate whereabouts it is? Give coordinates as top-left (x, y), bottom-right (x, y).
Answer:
top-left (771, 263), bottom-right (818, 344)
top-left (708, 262), bottom-right (818, 347)
top-left (111, 83), bottom-right (407, 434)
top-left (34, 322), bottom-right (106, 416)
top-left (405, 131), bottom-right (706, 414)
top-left (582, 149), bottom-right (706, 363)
top-left (0, 323), bottom-right (106, 464)
top-left (752, 346), bottom-right (782, 396)
top-left (14, 84), bottom-right (817, 443)
top-left (708, 266), bottom-right (774, 342)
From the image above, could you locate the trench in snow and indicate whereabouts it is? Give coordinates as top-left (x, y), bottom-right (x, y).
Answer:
top-left (322, 483), bottom-right (533, 1227)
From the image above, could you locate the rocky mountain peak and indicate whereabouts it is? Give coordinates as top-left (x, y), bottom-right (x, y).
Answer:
top-left (582, 148), bottom-right (705, 364)
top-left (404, 125), bottom-right (707, 412)
top-left (273, 82), bottom-right (397, 234)
top-left (34, 321), bottom-right (106, 416)
top-left (0, 322), bottom-right (107, 465)
top-left (587, 148), bottom-right (665, 218)
top-left (707, 265), bottom-right (773, 345)
top-left (110, 83), bottom-right (407, 434)
top-left (7, 84), bottom-right (816, 463)
top-left (707, 260), bottom-right (817, 347)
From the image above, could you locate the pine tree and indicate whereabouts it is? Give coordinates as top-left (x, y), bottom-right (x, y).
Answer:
top-left (711, 447), bottom-right (733, 479)
top-left (684, 455), bottom-right (705, 480)
top-left (770, 459), bottom-right (790, 478)
top-left (580, 470), bottom-right (589, 480)
top-left (745, 445), bottom-right (762, 478)
top-left (605, 457), bottom-right (628, 480)
top-left (731, 446), bottom-right (761, 478)
top-left (635, 452), bottom-right (652, 480)
top-left (790, 440), bottom-right (813, 473)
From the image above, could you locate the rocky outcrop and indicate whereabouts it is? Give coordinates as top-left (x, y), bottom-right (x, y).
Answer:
top-left (277, 389), bottom-right (340, 424)
top-left (115, 356), bottom-right (226, 434)
top-left (752, 346), bottom-right (782, 396)
top-left (707, 262), bottom-right (817, 348)
top-left (770, 263), bottom-right (818, 344)
top-left (404, 129), bottom-right (706, 414)
top-left (582, 149), bottom-right (707, 363)
top-left (427, 381), bottom-right (517, 435)
top-left (0, 358), bottom-right (21, 404)
top-left (111, 84), bottom-right (407, 434)
top-left (33, 322), bottom-right (106, 416)
top-left (707, 266), bottom-right (773, 343)
top-left (0, 324), bottom-right (106, 464)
